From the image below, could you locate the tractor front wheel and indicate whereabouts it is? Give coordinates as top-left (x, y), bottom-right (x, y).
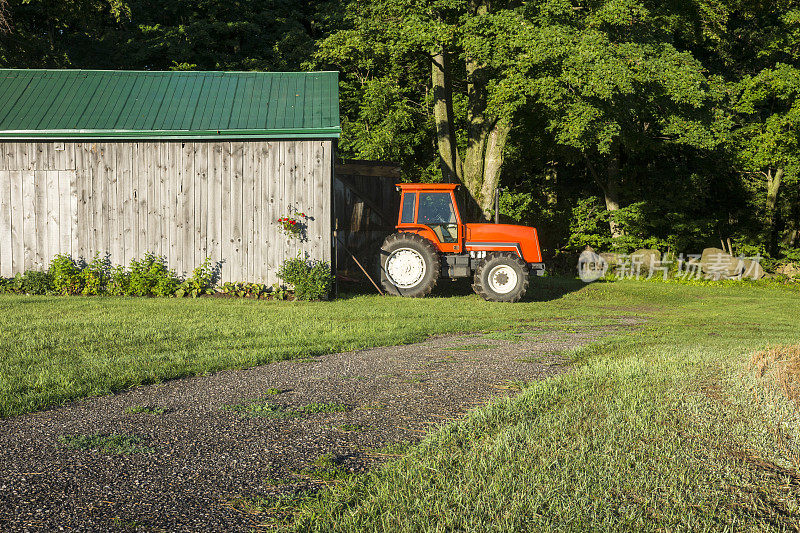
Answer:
top-left (380, 232), bottom-right (441, 297)
top-left (472, 253), bottom-right (530, 302)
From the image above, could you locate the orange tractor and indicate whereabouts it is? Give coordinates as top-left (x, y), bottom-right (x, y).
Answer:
top-left (380, 183), bottom-right (544, 302)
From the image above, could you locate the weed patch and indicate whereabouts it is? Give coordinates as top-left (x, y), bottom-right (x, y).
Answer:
top-left (223, 400), bottom-right (296, 419)
top-left (302, 453), bottom-right (350, 481)
top-left (58, 433), bottom-right (152, 454)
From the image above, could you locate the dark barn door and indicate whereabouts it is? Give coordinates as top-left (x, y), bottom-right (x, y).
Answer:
top-left (334, 160), bottom-right (400, 281)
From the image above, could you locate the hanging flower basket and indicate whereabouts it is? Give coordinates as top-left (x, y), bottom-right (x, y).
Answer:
top-left (277, 212), bottom-right (307, 240)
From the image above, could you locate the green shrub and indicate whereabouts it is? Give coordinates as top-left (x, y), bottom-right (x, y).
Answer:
top-left (49, 254), bottom-right (83, 295)
top-left (220, 281), bottom-right (276, 299)
top-left (175, 257), bottom-right (218, 298)
top-left (277, 257), bottom-right (333, 300)
top-left (21, 270), bottom-right (53, 295)
top-left (80, 254), bottom-right (110, 295)
top-left (0, 274), bottom-right (24, 294)
top-left (128, 253), bottom-right (181, 297)
top-left (107, 265), bottom-right (130, 296)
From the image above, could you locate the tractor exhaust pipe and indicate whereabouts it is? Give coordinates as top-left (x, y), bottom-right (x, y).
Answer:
top-left (494, 187), bottom-right (500, 224)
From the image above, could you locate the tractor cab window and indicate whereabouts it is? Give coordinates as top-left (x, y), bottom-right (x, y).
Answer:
top-left (417, 192), bottom-right (458, 243)
top-left (400, 192), bottom-right (416, 224)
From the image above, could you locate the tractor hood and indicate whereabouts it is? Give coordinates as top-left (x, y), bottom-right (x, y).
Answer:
top-left (464, 223), bottom-right (543, 264)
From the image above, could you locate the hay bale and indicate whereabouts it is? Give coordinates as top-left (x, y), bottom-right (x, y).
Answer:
top-left (750, 346), bottom-right (800, 406)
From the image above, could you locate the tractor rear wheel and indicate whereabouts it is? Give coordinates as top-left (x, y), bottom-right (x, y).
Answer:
top-left (472, 252), bottom-right (529, 302)
top-left (380, 232), bottom-right (440, 297)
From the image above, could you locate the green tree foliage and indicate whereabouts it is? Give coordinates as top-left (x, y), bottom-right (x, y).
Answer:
top-left (1, 0), bottom-right (799, 265)
top-left (0, 0), bottom-right (341, 70)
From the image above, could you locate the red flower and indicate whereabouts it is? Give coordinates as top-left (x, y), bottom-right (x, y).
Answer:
top-left (290, 220), bottom-right (296, 225)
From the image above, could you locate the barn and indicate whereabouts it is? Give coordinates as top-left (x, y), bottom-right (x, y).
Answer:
top-left (0, 69), bottom-right (340, 285)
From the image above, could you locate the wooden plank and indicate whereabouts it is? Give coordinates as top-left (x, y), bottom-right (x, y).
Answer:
top-left (20, 143), bottom-right (33, 172)
top-left (270, 141), bottom-right (284, 285)
top-left (168, 143), bottom-right (178, 270)
top-left (196, 142), bottom-right (208, 266)
top-left (182, 142), bottom-right (195, 275)
top-left (135, 143), bottom-right (146, 258)
top-left (242, 142), bottom-right (254, 281)
top-left (45, 170), bottom-right (59, 264)
top-left (160, 142), bottom-right (178, 267)
top-left (10, 170), bottom-right (23, 273)
top-left (0, 143), bottom-right (8, 171)
top-left (315, 141), bottom-right (327, 262)
top-left (33, 170), bottom-right (47, 268)
top-left (145, 143), bottom-right (158, 256)
top-left (32, 143), bottom-right (46, 171)
top-left (253, 142), bottom-right (264, 282)
top-left (322, 141), bottom-right (332, 263)
top-left (58, 169), bottom-right (71, 257)
top-left (130, 142), bottom-right (140, 260)
top-left (207, 142), bottom-right (221, 273)
top-left (74, 144), bottom-right (88, 260)
top-left (121, 143), bottom-right (133, 265)
top-left (22, 170), bottom-right (35, 270)
top-left (5, 142), bottom-right (18, 171)
top-left (0, 170), bottom-right (11, 276)
top-left (100, 144), bottom-right (112, 259)
top-left (89, 143), bottom-right (102, 258)
top-left (220, 142), bottom-right (232, 282)
top-left (69, 170), bottom-right (78, 257)
top-left (230, 141), bottom-right (243, 281)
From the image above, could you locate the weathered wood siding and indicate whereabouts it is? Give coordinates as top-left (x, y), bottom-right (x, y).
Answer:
top-left (0, 140), bottom-right (333, 285)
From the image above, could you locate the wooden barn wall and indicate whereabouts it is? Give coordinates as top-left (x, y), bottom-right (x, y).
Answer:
top-left (0, 140), bottom-right (332, 285)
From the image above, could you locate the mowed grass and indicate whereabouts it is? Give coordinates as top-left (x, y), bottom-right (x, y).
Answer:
top-left (2, 279), bottom-right (800, 529)
top-left (2, 277), bottom-right (616, 418)
top-left (288, 282), bottom-right (800, 531)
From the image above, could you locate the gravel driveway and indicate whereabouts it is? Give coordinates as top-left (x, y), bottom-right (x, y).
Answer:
top-left (0, 320), bottom-right (638, 531)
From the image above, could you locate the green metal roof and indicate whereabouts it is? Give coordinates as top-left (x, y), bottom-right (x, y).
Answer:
top-left (0, 70), bottom-right (340, 139)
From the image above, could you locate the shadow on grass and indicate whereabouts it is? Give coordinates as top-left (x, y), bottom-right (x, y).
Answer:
top-left (335, 276), bottom-right (593, 302)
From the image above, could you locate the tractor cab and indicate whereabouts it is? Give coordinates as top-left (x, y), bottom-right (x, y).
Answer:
top-left (395, 183), bottom-right (464, 253)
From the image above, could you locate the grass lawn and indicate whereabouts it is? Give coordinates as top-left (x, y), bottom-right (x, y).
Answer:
top-left (2, 278), bottom-right (800, 530)
top-left (1, 277), bottom-right (619, 418)
top-left (285, 280), bottom-right (800, 531)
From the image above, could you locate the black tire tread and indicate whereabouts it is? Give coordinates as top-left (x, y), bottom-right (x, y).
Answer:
top-left (472, 252), bottom-right (529, 302)
top-left (380, 232), bottom-right (441, 298)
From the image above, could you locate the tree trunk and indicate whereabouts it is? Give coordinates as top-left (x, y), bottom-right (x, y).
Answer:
top-left (604, 144), bottom-right (623, 238)
top-left (766, 167), bottom-right (784, 253)
top-left (584, 146), bottom-right (624, 239)
top-left (430, 1), bottom-right (512, 220)
top-left (766, 168), bottom-right (783, 225)
top-left (477, 120), bottom-right (511, 218)
top-left (431, 50), bottom-right (462, 183)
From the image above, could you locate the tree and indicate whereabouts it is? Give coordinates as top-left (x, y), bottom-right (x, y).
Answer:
top-left (319, 0), bottom-right (534, 219)
top-left (510, 0), bottom-right (717, 239)
top-left (0, 0), bottom-right (10, 33)
top-left (730, 65), bottom-right (800, 251)
top-left (712, 4), bottom-right (800, 252)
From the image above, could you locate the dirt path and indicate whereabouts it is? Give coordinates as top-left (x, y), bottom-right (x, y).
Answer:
top-left (0, 320), bottom-right (638, 531)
